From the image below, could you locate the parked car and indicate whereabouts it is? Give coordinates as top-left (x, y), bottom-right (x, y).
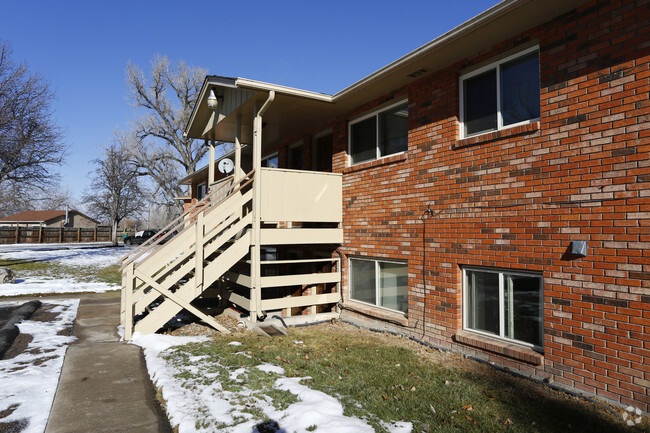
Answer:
top-left (123, 230), bottom-right (157, 246)
top-left (156, 229), bottom-right (178, 244)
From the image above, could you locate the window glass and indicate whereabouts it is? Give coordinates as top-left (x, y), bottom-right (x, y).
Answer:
top-left (379, 261), bottom-right (408, 312)
top-left (464, 70), bottom-right (497, 136)
top-left (461, 49), bottom-right (539, 137)
top-left (312, 134), bottom-right (332, 172)
top-left (350, 116), bottom-right (377, 164)
top-left (465, 268), bottom-right (542, 347)
top-left (261, 154), bottom-right (278, 168)
top-left (349, 101), bottom-right (408, 165)
top-left (466, 269), bottom-right (499, 336)
top-left (500, 53), bottom-right (540, 127)
top-left (350, 259), bottom-right (376, 305)
top-left (288, 144), bottom-right (303, 170)
top-left (197, 183), bottom-right (207, 201)
top-left (504, 273), bottom-right (541, 346)
top-left (379, 104), bottom-right (409, 157)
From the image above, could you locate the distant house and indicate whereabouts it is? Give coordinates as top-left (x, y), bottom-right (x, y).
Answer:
top-left (0, 210), bottom-right (99, 228)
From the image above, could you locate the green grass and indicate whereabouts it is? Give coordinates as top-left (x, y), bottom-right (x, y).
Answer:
top-left (161, 324), bottom-right (643, 433)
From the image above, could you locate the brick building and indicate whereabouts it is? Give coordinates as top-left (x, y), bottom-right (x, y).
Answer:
top-left (131, 0), bottom-right (648, 412)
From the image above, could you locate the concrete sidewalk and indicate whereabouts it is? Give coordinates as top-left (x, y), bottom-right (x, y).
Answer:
top-left (45, 292), bottom-right (171, 433)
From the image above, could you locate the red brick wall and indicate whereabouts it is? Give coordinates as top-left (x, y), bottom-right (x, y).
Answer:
top-left (314, 0), bottom-right (648, 412)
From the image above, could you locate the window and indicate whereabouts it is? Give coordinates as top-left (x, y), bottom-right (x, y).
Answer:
top-left (463, 267), bottom-right (543, 347)
top-left (460, 47), bottom-right (540, 137)
top-left (350, 258), bottom-right (408, 314)
top-left (196, 183), bottom-right (207, 201)
top-left (349, 101), bottom-right (408, 165)
top-left (288, 142), bottom-right (303, 170)
top-left (261, 153), bottom-right (278, 168)
top-left (312, 131), bottom-right (332, 172)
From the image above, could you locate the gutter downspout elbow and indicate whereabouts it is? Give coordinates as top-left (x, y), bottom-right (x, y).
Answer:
top-left (258, 90), bottom-right (275, 117)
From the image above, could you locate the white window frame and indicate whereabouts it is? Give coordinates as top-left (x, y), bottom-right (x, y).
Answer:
top-left (349, 257), bottom-right (408, 315)
top-left (462, 266), bottom-right (543, 349)
top-left (459, 46), bottom-right (540, 138)
top-left (348, 99), bottom-right (408, 166)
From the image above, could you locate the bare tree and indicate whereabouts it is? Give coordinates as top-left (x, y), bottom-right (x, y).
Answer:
top-left (0, 181), bottom-right (76, 218)
top-left (0, 40), bottom-right (65, 188)
top-left (125, 56), bottom-right (208, 210)
top-left (83, 136), bottom-right (145, 246)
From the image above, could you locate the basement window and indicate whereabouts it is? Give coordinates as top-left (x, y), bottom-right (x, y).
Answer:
top-left (460, 46), bottom-right (540, 137)
top-left (463, 267), bottom-right (543, 348)
top-left (349, 100), bottom-right (408, 165)
top-left (350, 257), bottom-right (408, 314)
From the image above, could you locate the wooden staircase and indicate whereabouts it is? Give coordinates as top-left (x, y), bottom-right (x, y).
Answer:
top-left (121, 167), bottom-right (344, 340)
top-left (120, 172), bottom-right (254, 340)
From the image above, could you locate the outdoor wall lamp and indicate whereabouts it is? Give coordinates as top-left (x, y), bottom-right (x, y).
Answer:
top-left (207, 89), bottom-right (222, 111)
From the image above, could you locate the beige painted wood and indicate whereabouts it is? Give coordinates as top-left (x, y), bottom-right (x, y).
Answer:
top-left (260, 168), bottom-right (342, 223)
top-left (260, 292), bottom-right (340, 311)
top-left (260, 228), bottom-right (343, 245)
top-left (133, 233), bottom-right (250, 334)
top-left (194, 211), bottom-right (205, 296)
top-left (223, 271), bottom-right (252, 288)
top-left (204, 231), bottom-right (251, 286)
top-left (134, 278), bottom-right (195, 335)
top-left (123, 262), bottom-right (134, 341)
top-left (259, 257), bottom-right (339, 265)
top-left (133, 257), bottom-right (195, 315)
top-left (204, 215), bottom-right (252, 258)
top-left (135, 272), bottom-right (231, 334)
top-left (261, 271), bottom-right (340, 288)
top-left (228, 292), bottom-right (251, 311)
top-left (133, 217), bottom-right (251, 317)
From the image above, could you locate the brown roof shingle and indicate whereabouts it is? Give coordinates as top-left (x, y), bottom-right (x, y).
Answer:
top-left (0, 210), bottom-right (70, 223)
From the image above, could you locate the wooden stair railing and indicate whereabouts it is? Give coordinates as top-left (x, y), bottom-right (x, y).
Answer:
top-left (121, 170), bottom-right (255, 340)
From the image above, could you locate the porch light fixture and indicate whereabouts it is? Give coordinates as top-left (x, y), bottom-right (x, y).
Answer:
top-left (207, 89), bottom-right (220, 110)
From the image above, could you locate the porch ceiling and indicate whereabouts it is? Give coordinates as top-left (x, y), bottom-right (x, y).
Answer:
top-left (185, 0), bottom-right (587, 147)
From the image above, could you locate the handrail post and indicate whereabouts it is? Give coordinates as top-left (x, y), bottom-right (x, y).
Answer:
top-left (250, 93), bottom-right (273, 324)
top-left (124, 262), bottom-right (134, 341)
top-left (194, 210), bottom-right (204, 297)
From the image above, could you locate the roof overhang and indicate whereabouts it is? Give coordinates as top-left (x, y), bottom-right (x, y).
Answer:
top-left (185, 0), bottom-right (587, 145)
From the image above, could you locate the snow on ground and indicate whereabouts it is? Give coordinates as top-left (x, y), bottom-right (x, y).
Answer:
top-left (0, 243), bottom-right (128, 296)
top-left (0, 242), bottom-right (125, 267)
top-left (132, 333), bottom-right (413, 433)
top-left (0, 299), bottom-right (79, 433)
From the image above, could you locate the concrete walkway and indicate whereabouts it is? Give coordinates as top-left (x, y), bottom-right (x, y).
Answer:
top-left (45, 292), bottom-right (171, 433)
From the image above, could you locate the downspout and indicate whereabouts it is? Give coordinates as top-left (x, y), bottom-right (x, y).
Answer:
top-left (251, 91), bottom-right (275, 323)
top-left (208, 139), bottom-right (215, 189)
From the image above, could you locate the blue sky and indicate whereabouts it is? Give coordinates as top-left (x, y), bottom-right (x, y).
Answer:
top-left (1, 0), bottom-right (497, 202)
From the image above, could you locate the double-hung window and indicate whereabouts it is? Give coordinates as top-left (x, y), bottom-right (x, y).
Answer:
top-left (460, 46), bottom-right (540, 137)
top-left (349, 100), bottom-right (408, 165)
top-left (350, 257), bottom-right (408, 314)
top-left (463, 267), bottom-right (543, 347)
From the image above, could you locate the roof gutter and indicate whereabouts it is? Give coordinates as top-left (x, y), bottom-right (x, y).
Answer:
top-left (235, 78), bottom-right (332, 102)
